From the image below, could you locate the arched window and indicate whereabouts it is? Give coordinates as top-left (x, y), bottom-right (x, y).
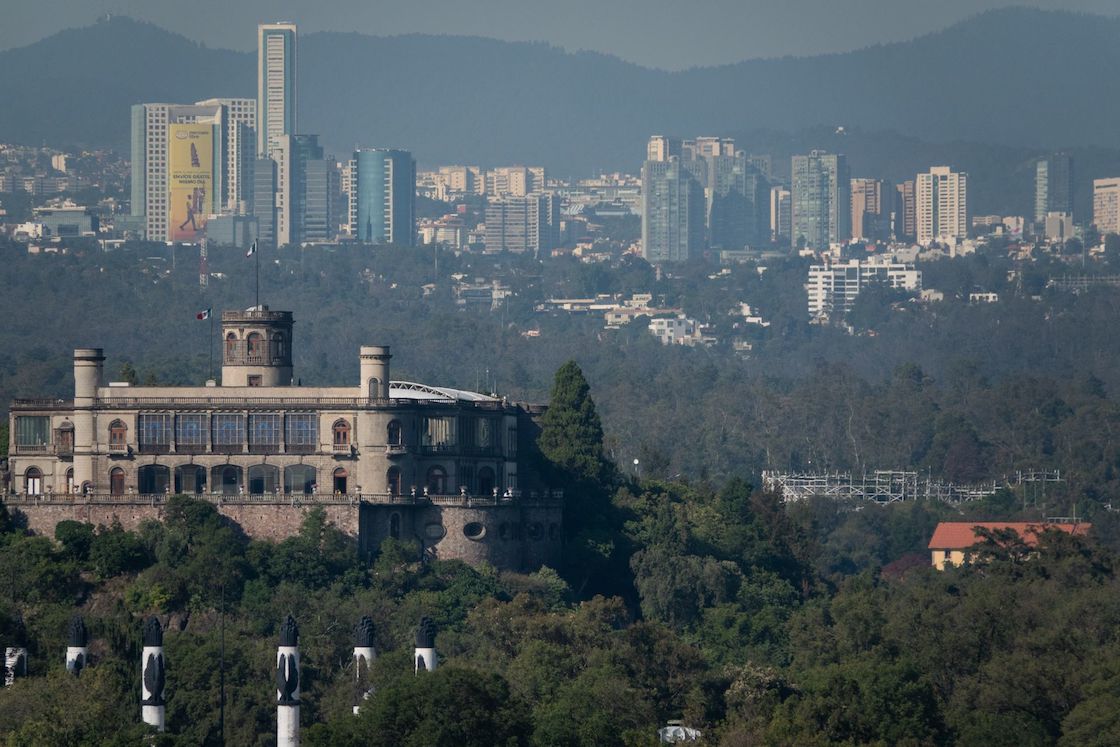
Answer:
top-left (387, 420), bottom-right (403, 446)
top-left (386, 466), bottom-right (402, 495)
top-left (283, 465), bottom-right (316, 495)
top-left (248, 464), bottom-right (280, 494)
top-left (333, 419), bottom-right (351, 449)
top-left (225, 332), bottom-right (238, 357)
top-left (272, 333), bottom-right (285, 358)
top-left (246, 332), bottom-right (264, 361)
top-left (174, 465), bottom-right (206, 494)
top-left (109, 420), bottom-right (128, 451)
top-left (426, 466), bottom-right (448, 495)
top-left (211, 465), bottom-right (243, 495)
top-left (478, 467), bottom-right (496, 496)
top-left (138, 465), bottom-right (170, 494)
top-left (368, 378), bottom-right (381, 399)
top-left (110, 467), bottom-right (125, 496)
top-left (25, 467), bottom-right (43, 495)
top-left (333, 468), bottom-right (349, 494)
top-left (66, 468), bottom-right (75, 494)
top-left (389, 513), bottom-right (401, 539)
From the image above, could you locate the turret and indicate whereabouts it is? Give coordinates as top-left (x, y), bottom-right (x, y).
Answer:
top-left (277, 615), bottom-right (300, 746)
top-left (414, 616), bottom-right (437, 673)
top-left (141, 617), bottom-right (166, 731)
top-left (221, 307), bottom-right (294, 387)
top-left (353, 616), bottom-right (375, 714)
top-left (66, 615), bottom-right (88, 675)
top-left (72, 348), bottom-right (103, 489)
top-left (359, 346), bottom-right (391, 399)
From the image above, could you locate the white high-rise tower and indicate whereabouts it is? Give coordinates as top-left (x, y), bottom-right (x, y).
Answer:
top-left (257, 23), bottom-right (297, 158)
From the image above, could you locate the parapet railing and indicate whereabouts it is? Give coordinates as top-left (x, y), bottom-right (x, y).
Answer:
top-left (11, 397), bottom-right (511, 411)
top-left (2, 490), bottom-right (564, 508)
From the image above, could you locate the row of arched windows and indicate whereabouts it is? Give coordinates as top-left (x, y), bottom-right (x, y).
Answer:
top-left (21, 463), bottom-right (493, 496)
top-left (102, 419), bottom-right (404, 450)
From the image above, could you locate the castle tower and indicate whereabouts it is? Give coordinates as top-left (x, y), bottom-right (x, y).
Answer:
top-left (141, 617), bottom-right (166, 731)
top-left (72, 348), bottom-right (104, 489)
top-left (353, 616), bottom-right (375, 714)
top-left (359, 346), bottom-right (391, 399)
top-left (277, 615), bottom-right (300, 746)
top-left (414, 616), bottom-right (437, 673)
top-left (221, 307), bottom-right (294, 387)
top-left (66, 616), bottom-right (88, 675)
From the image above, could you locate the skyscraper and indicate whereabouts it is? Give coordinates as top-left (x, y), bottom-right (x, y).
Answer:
top-left (1035, 153), bottom-right (1074, 223)
top-left (850, 178), bottom-right (892, 241)
top-left (269, 134), bottom-right (328, 246)
top-left (706, 153), bottom-right (769, 249)
top-left (257, 23), bottom-right (297, 158)
top-left (790, 151), bottom-right (850, 251)
top-left (646, 135), bottom-right (681, 162)
top-left (770, 186), bottom-right (791, 243)
top-left (896, 180), bottom-right (916, 240)
top-left (641, 157), bottom-right (705, 263)
top-left (916, 166), bottom-right (968, 246)
top-left (129, 102), bottom-right (225, 242)
top-left (350, 149), bottom-right (416, 246)
top-left (484, 194), bottom-right (560, 254)
top-left (195, 98), bottom-right (256, 213)
top-left (1093, 178), bottom-right (1120, 235)
top-left (252, 156), bottom-right (277, 247)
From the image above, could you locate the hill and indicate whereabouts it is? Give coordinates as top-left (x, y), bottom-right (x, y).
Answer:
top-left (1, 8), bottom-right (1119, 185)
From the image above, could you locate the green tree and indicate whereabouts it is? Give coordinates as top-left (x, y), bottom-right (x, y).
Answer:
top-left (537, 360), bottom-right (612, 487)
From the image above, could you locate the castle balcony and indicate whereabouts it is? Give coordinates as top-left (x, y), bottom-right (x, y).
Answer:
top-left (385, 444), bottom-right (409, 457)
top-left (2, 489), bottom-right (564, 508)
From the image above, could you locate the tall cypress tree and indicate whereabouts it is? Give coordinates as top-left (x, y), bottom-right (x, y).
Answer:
top-left (538, 361), bottom-right (610, 486)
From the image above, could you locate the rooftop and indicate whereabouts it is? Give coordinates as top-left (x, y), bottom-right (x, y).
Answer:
top-left (928, 521), bottom-right (1090, 550)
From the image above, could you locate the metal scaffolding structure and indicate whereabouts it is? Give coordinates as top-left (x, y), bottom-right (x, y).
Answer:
top-left (759, 468), bottom-right (1047, 505)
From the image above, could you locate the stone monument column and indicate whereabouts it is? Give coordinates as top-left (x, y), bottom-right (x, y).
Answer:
top-left (141, 617), bottom-right (166, 731)
top-left (66, 615), bottom-right (88, 675)
top-left (353, 616), bottom-right (375, 714)
top-left (414, 616), bottom-right (437, 673)
top-left (276, 615), bottom-right (300, 747)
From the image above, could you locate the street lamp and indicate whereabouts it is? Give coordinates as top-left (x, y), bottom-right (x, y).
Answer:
top-left (633, 458), bottom-right (640, 479)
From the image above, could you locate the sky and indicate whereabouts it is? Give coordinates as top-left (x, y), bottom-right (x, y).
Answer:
top-left (2, 0), bottom-right (1117, 69)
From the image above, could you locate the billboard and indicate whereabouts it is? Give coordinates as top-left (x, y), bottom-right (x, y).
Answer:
top-left (168, 123), bottom-right (214, 242)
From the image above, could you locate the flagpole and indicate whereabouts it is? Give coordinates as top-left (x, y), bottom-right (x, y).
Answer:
top-left (209, 313), bottom-right (214, 382)
top-left (255, 246), bottom-right (260, 309)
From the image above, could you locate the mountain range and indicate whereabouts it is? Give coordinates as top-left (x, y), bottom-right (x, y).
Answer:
top-left (1, 8), bottom-right (1120, 214)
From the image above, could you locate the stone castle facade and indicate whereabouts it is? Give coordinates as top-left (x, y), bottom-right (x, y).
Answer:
top-left (4, 307), bottom-right (562, 571)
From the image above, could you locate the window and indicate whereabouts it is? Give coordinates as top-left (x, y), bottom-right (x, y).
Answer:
top-left (368, 378), bottom-right (380, 398)
top-left (174, 465), bottom-right (206, 494)
top-left (333, 467), bottom-right (349, 494)
top-left (248, 413), bottom-right (282, 452)
top-left (212, 414), bottom-right (246, 451)
top-left (283, 465), bottom-right (316, 495)
top-left (66, 468), bottom-right (75, 494)
top-left (109, 420), bottom-right (128, 450)
top-left (387, 420), bottom-right (403, 446)
top-left (421, 417), bottom-right (456, 451)
top-left (25, 467), bottom-right (43, 495)
top-left (507, 425), bottom-right (517, 457)
top-left (426, 466), bottom-right (448, 495)
top-left (109, 468), bottom-right (125, 495)
top-left (57, 423), bottom-right (74, 454)
top-left (138, 465), bottom-right (170, 494)
top-left (248, 375), bottom-right (263, 387)
top-left (478, 467), bottom-right (496, 496)
top-left (137, 414), bottom-right (172, 453)
top-left (285, 413), bottom-right (318, 452)
top-left (212, 465), bottom-right (242, 495)
top-left (272, 333), bottom-right (285, 358)
top-left (225, 332), bottom-right (238, 357)
top-left (248, 464), bottom-right (280, 494)
top-left (463, 522), bottom-right (485, 540)
top-left (333, 419), bottom-right (351, 449)
top-left (387, 466), bottom-right (402, 495)
top-left (175, 414), bottom-right (208, 452)
top-left (246, 332), bottom-right (264, 361)
top-left (15, 416), bottom-right (50, 451)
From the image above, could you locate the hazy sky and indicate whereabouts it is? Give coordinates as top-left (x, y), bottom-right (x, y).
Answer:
top-left (3, 0), bottom-right (1117, 69)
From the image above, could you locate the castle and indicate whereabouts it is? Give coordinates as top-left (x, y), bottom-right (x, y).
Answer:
top-left (4, 307), bottom-right (562, 570)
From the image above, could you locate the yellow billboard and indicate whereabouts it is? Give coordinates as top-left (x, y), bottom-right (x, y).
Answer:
top-left (168, 123), bottom-right (214, 242)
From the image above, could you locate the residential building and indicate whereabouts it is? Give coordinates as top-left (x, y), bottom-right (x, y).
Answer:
top-left (257, 23), bottom-right (297, 158)
top-left (1044, 212), bottom-right (1076, 242)
top-left (790, 151), bottom-right (850, 251)
top-left (485, 166), bottom-right (546, 198)
top-left (916, 166), bottom-right (968, 247)
top-left (641, 157), bottom-right (705, 263)
top-left (350, 149), bottom-right (416, 246)
top-left (6, 308), bottom-right (562, 572)
top-left (705, 153), bottom-right (769, 250)
top-left (806, 258), bottom-right (922, 318)
top-left (484, 194), bottom-right (559, 254)
top-left (851, 177), bottom-right (891, 241)
top-left (648, 315), bottom-right (713, 346)
top-left (928, 522), bottom-right (1090, 571)
top-left (196, 98), bottom-right (257, 212)
top-left (1035, 153), bottom-right (1073, 223)
top-left (896, 180), bottom-right (916, 240)
top-left (770, 186), bottom-right (791, 243)
top-left (129, 102), bottom-right (225, 242)
top-left (646, 135), bottom-right (681, 162)
top-left (1093, 178), bottom-right (1120, 235)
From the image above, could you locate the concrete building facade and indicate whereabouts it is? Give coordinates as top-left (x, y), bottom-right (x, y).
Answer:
top-left (916, 166), bottom-right (968, 247)
top-left (791, 151), bottom-right (850, 251)
top-left (1093, 177), bottom-right (1120, 235)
